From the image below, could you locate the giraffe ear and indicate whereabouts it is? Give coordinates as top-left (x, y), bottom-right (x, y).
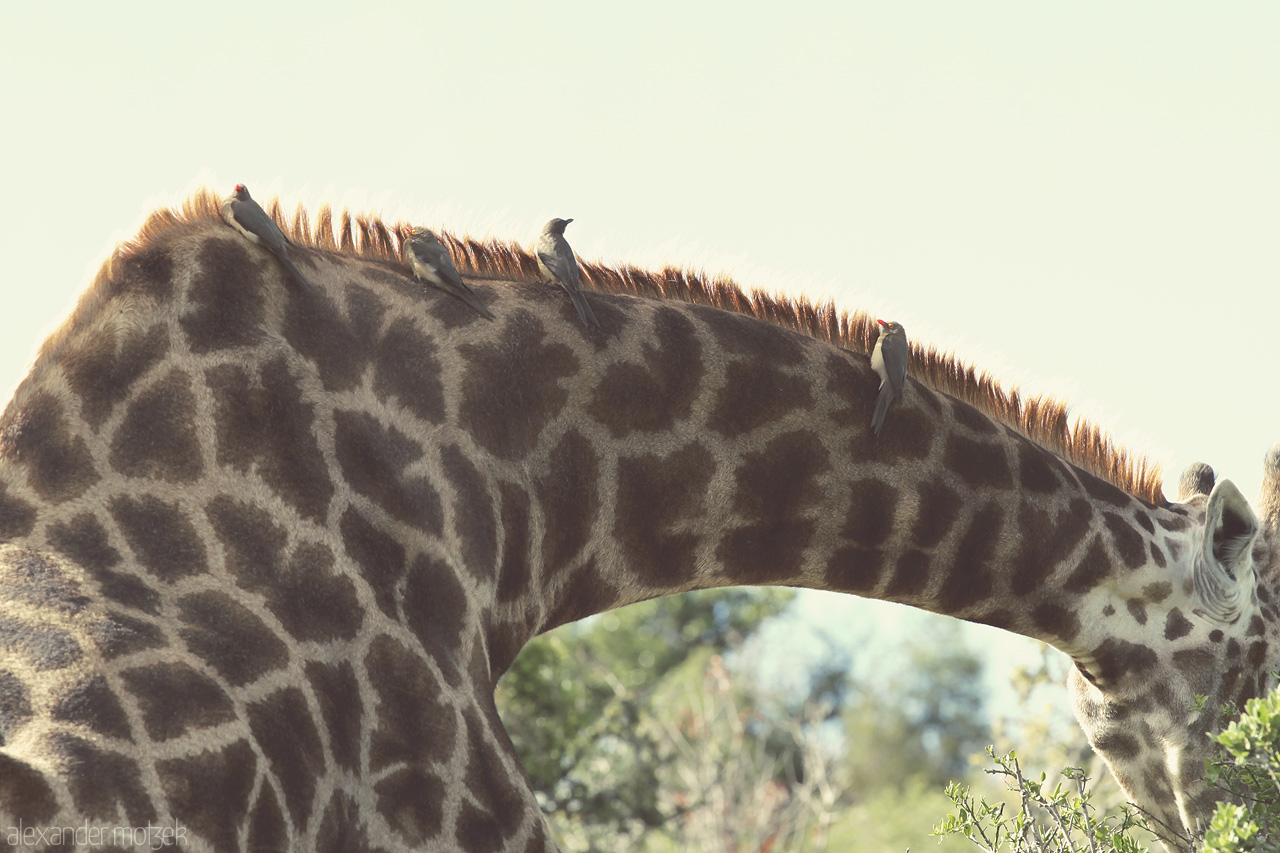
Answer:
top-left (1194, 479), bottom-right (1260, 624)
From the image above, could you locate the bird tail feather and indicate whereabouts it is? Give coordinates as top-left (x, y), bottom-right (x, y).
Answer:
top-left (870, 386), bottom-right (892, 437)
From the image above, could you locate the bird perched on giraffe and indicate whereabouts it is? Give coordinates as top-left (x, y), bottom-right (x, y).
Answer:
top-left (219, 183), bottom-right (312, 292)
top-left (870, 319), bottom-right (908, 437)
top-left (402, 226), bottom-right (494, 321)
top-left (534, 217), bottom-right (601, 330)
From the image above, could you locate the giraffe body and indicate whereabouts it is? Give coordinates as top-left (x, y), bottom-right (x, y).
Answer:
top-left (0, 193), bottom-right (1276, 851)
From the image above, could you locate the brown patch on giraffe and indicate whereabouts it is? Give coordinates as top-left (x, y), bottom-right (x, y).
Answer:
top-left (910, 480), bottom-right (963, 548)
top-left (1063, 538), bottom-right (1114, 594)
top-left (1096, 732), bottom-right (1142, 760)
top-left (0, 615), bottom-right (82, 671)
top-left (179, 238), bottom-right (268, 353)
top-left (1126, 599), bottom-right (1148, 626)
top-left (692, 304), bottom-right (807, 365)
top-left (1248, 641), bottom-right (1269, 668)
top-left (50, 675), bottom-right (131, 740)
top-left (536, 430), bottom-right (599, 571)
top-left (207, 357), bottom-right (335, 522)
top-left (247, 687), bottom-right (326, 827)
top-left (461, 721), bottom-right (527, 847)
top-left (1016, 438), bottom-right (1067, 494)
top-left (841, 479), bottom-right (898, 548)
top-left (486, 617), bottom-right (529, 679)
top-left (115, 245), bottom-right (175, 301)
top-left (1173, 648), bottom-right (1215, 675)
top-left (951, 399), bottom-right (1000, 435)
top-left (1142, 581), bottom-right (1172, 603)
top-left (886, 550), bottom-right (930, 598)
top-left (51, 734), bottom-right (156, 825)
top-left (1149, 542), bottom-right (1166, 568)
top-left (825, 547), bottom-right (885, 593)
top-left (47, 514), bottom-right (160, 613)
top-left (458, 801), bottom-right (506, 853)
top-left (1089, 638), bottom-right (1158, 686)
top-left (1103, 604), bottom-right (1116, 616)
top-left (1164, 608), bottom-right (1193, 641)
top-left (945, 434), bottom-right (1013, 490)
top-left (375, 768), bottom-right (447, 845)
top-left (1134, 511), bottom-right (1155, 534)
top-left (589, 306), bottom-right (704, 436)
top-left (497, 482), bottom-right (533, 604)
top-left (109, 368), bottom-right (203, 483)
top-left (0, 483), bottom-right (36, 540)
top-left (938, 504), bottom-right (1004, 612)
top-left (282, 284), bottom-right (379, 391)
top-left (317, 790), bottom-right (383, 853)
top-left (0, 753), bottom-right (58, 823)
top-left (1248, 614), bottom-right (1266, 637)
top-left (340, 506), bottom-right (406, 618)
top-left (403, 554), bottom-right (469, 678)
top-left (615, 443), bottom-right (715, 585)
top-left (708, 360), bottom-right (812, 438)
top-left (305, 660), bottom-right (364, 776)
top-left (443, 444), bottom-right (498, 578)
top-left (158, 740), bottom-right (257, 853)
top-left (1103, 512), bottom-right (1147, 570)
top-left (366, 634), bottom-right (457, 771)
top-left (334, 410), bottom-right (443, 533)
top-left (249, 784), bottom-right (289, 853)
top-left (110, 494), bottom-right (208, 581)
top-left (970, 608), bottom-right (1015, 631)
top-left (0, 670), bottom-right (32, 744)
top-left (458, 311), bottom-right (579, 461)
top-left (62, 322), bottom-right (170, 431)
top-left (543, 560), bottom-right (622, 633)
top-left (1156, 514), bottom-right (1191, 532)
top-left (89, 610), bottom-right (165, 660)
top-left (208, 497), bottom-right (364, 642)
top-left (176, 591), bottom-right (290, 686)
top-left (1031, 602), bottom-right (1081, 642)
top-left (373, 317), bottom-right (446, 424)
top-left (0, 548), bottom-right (88, 617)
top-left (719, 431), bottom-right (827, 583)
top-left (1, 393), bottom-right (99, 503)
top-left (1209, 629), bottom-right (1224, 643)
top-left (121, 662), bottom-right (236, 740)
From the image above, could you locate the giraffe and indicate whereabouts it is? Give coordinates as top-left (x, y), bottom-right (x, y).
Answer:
top-left (0, 190), bottom-right (1275, 853)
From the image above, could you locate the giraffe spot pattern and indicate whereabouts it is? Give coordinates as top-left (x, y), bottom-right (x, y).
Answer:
top-left (542, 561), bottom-right (622, 636)
top-left (109, 368), bottom-right (204, 483)
top-left (179, 239), bottom-right (268, 353)
top-left (1063, 538), bottom-right (1114, 594)
top-left (496, 483), bottom-right (533, 605)
top-left (0, 615), bottom-right (83, 671)
top-left (207, 497), bottom-right (364, 642)
top-left (51, 733), bottom-right (156, 825)
top-left (909, 480), bottom-right (962, 548)
top-left (1031, 602), bottom-right (1081, 642)
top-left (1164, 609), bottom-right (1193, 640)
top-left (62, 322), bottom-right (170, 431)
top-left (334, 410), bottom-right (442, 533)
top-left (317, 789), bottom-right (383, 853)
top-left (534, 430), bottom-right (601, 571)
top-left (1103, 512), bottom-right (1147, 569)
top-left (692, 305), bottom-right (807, 365)
top-left (707, 360), bottom-right (812, 438)
top-left (944, 434), bottom-right (1013, 489)
top-left (0, 670), bottom-right (32, 744)
top-left (176, 591), bottom-right (290, 686)
top-left (247, 687), bottom-right (326, 826)
top-left (841, 479), bottom-right (898, 548)
top-left (340, 506), bottom-right (406, 619)
top-left (114, 246), bottom-right (175, 302)
top-left (614, 443), bottom-right (715, 586)
top-left (373, 317), bottom-right (446, 423)
top-left (461, 722), bottom-right (527, 847)
top-left (1126, 599), bottom-right (1148, 626)
top-left (0, 482), bottom-right (36, 539)
top-left (443, 444), bottom-right (498, 579)
top-left (458, 311), bottom-right (579, 461)
top-left (3, 392), bottom-right (99, 503)
top-left (886, 550), bottom-right (930, 598)
top-left (1074, 465), bottom-right (1136, 509)
top-left (719, 431), bottom-right (828, 584)
top-left (824, 546), bottom-right (884, 592)
top-left (375, 768), bottom-right (446, 845)
top-left (588, 306), bottom-right (703, 437)
top-left (207, 358), bottom-right (334, 522)
top-left (951, 400), bottom-right (1000, 435)
top-left (486, 617), bottom-right (529, 681)
top-left (120, 662), bottom-right (236, 741)
top-left (365, 634), bottom-right (457, 771)
top-left (50, 674), bottom-right (132, 740)
top-left (156, 739), bottom-right (257, 853)
top-left (1090, 638), bottom-right (1159, 686)
top-left (938, 504), bottom-right (1004, 612)
top-left (248, 784), bottom-right (289, 853)
top-left (0, 548), bottom-right (88, 616)
top-left (0, 753), bottom-right (58, 824)
top-left (48, 513), bottom-right (160, 613)
top-left (1016, 438), bottom-right (1066, 493)
top-left (88, 610), bottom-right (166, 660)
top-left (110, 493), bottom-right (208, 581)
top-left (282, 284), bottom-right (382, 391)
top-left (402, 554), bottom-right (469, 668)
top-left (305, 660), bottom-right (364, 774)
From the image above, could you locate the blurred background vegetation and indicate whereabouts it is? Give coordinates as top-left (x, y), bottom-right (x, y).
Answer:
top-left (495, 588), bottom-right (1134, 852)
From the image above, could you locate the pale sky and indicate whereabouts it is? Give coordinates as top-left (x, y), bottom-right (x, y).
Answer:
top-left (3, 1), bottom-right (1278, 732)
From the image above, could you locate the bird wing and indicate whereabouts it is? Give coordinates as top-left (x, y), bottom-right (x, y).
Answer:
top-left (413, 239), bottom-right (467, 290)
top-left (230, 199), bottom-right (287, 252)
top-left (883, 333), bottom-right (909, 391)
top-left (536, 238), bottom-right (579, 287)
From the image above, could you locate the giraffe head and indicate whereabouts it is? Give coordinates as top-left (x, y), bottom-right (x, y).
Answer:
top-left (1066, 453), bottom-right (1280, 845)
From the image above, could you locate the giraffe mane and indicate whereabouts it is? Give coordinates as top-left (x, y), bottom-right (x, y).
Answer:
top-left (83, 188), bottom-right (1167, 505)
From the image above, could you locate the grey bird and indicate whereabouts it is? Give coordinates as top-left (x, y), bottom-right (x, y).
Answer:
top-left (220, 184), bottom-right (312, 292)
top-left (869, 319), bottom-right (908, 437)
top-left (403, 227), bottom-right (494, 321)
top-left (534, 218), bottom-right (600, 329)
